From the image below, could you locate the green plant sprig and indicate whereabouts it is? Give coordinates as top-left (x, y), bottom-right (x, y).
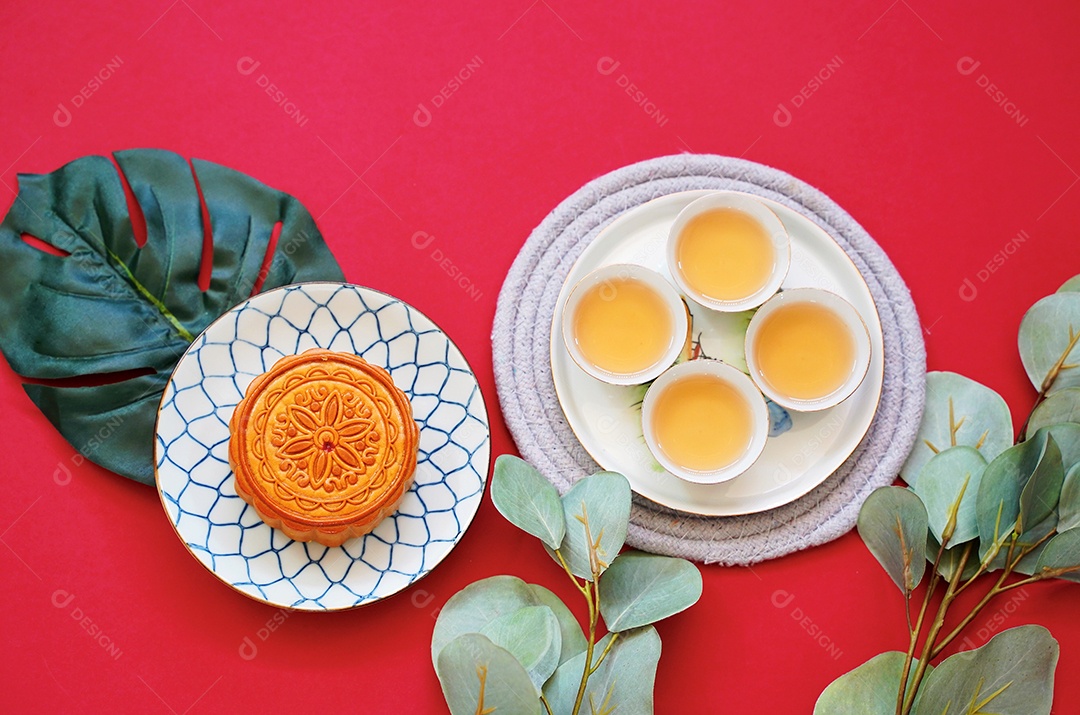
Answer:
top-left (818, 275), bottom-right (1080, 715)
top-left (431, 459), bottom-right (703, 715)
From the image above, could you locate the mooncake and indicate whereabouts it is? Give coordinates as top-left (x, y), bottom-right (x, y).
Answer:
top-left (229, 348), bottom-right (419, 546)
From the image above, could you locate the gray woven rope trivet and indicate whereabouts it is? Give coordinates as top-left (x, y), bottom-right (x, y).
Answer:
top-left (491, 154), bottom-right (926, 565)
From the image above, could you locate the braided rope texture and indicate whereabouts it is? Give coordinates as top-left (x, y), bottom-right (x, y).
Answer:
top-left (492, 154), bottom-right (926, 565)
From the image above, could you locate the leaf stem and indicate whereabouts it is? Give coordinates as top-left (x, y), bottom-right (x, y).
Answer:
top-left (901, 541), bottom-right (972, 715)
top-left (540, 694), bottom-right (554, 715)
top-left (554, 549), bottom-right (591, 602)
top-left (895, 538), bottom-right (946, 715)
top-left (928, 565), bottom-right (1011, 660)
top-left (927, 529), bottom-right (1067, 660)
top-left (589, 632), bottom-right (619, 675)
top-left (105, 247), bottom-right (195, 342)
top-left (570, 509), bottom-right (606, 715)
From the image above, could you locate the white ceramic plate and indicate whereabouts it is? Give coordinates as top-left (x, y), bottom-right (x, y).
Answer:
top-left (550, 191), bottom-right (884, 516)
top-left (155, 283), bottom-right (490, 610)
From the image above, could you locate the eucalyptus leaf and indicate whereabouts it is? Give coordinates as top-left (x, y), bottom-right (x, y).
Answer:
top-left (1019, 434), bottom-right (1064, 531)
top-left (598, 552), bottom-right (703, 632)
top-left (914, 446), bottom-right (988, 545)
top-left (527, 584), bottom-right (587, 666)
top-left (1028, 387), bottom-right (1080, 434)
top-left (976, 430), bottom-right (1055, 561)
top-left (1018, 292), bottom-right (1080, 396)
top-left (1060, 463), bottom-right (1080, 532)
top-left (857, 487), bottom-right (929, 593)
top-left (1034, 423), bottom-right (1080, 471)
top-left (814, 651), bottom-right (927, 715)
top-left (0, 149), bottom-right (343, 484)
top-left (1058, 274), bottom-right (1080, 293)
top-left (491, 455), bottom-right (566, 549)
top-left (901, 372), bottom-right (1012, 487)
top-left (431, 575), bottom-right (539, 666)
top-left (543, 626), bottom-right (660, 715)
top-left (479, 606), bottom-right (562, 693)
top-left (977, 442), bottom-right (1031, 558)
top-left (914, 625), bottom-right (1058, 715)
top-left (549, 472), bottom-right (631, 581)
top-left (1012, 513), bottom-right (1059, 576)
top-left (435, 634), bottom-right (541, 715)
top-left (1033, 527), bottom-right (1080, 583)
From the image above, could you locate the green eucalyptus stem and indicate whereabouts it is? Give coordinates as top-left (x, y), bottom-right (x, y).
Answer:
top-left (895, 539), bottom-right (947, 715)
top-left (554, 548), bottom-right (591, 601)
top-left (929, 531), bottom-right (1077, 659)
top-left (567, 508), bottom-right (606, 715)
top-left (551, 547), bottom-right (597, 715)
top-left (999, 564), bottom-right (1080, 591)
top-left (589, 632), bottom-right (620, 675)
top-left (539, 694), bottom-right (554, 715)
top-left (570, 578), bottom-right (599, 715)
top-left (928, 555), bottom-right (1014, 661)
top-left (952, 525), bottom-right (1006, 599)
top-left (901, 541), bottom-right (973, 715)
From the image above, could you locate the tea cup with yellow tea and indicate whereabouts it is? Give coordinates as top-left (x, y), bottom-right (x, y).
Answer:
top-left (667, 192), bottom-right (791, 312)
top-left (562, 263), bottom-right (689, 385)
top-left (641, 359), bottom-right (769, 484)
top-left (745, 288), bottom-right (872, 412)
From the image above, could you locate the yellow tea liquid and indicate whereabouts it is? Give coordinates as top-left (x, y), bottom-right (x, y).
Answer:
top-left (675, 208), bottom-right (776, 301)
top-left (573, 277), bottom-right (673, 374)
top-left (753, 302), bottom-right (855, 400)
top-left (652, 375), bottom-right (753, 471)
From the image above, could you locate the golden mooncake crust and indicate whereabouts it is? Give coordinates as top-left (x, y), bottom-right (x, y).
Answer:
top-left (228, 348), bottom-right (419, 546)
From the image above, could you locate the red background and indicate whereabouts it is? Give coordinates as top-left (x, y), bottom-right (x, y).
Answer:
top-left (3, 1), bottom-right (1079, 712)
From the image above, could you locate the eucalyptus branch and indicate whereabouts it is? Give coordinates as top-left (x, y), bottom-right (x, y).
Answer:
top-left (926, 525), bottom-right (1063, 659)
top-left (571, 508), bottom-right (605, 715)
top-left (838, 292), bottom-right (1080, 713)
top-left (1017, 527), bottom-right (1058, 560)
top-left (1000, 564), bottom-right (1080, 592)
top-left (928, 560), bottom-right (1013, 660)
top-left (896, 537), bottom-right (947, 715)
top-left (901, 541), bottom-right (972, 715)
top-left (443, 464), bottom-right (700, 714)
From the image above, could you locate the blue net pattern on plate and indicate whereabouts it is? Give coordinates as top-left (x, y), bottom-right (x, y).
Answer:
top-left (155, 284), bottom-right (490, 610)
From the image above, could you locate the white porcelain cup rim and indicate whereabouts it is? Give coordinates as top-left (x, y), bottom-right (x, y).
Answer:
top-left (744, 287), bottom-right (872, 412)
top-left (667, 191), bottom-right (791, 312)
top-left (561, 263), bottom-right (689, 386)
top-left (641, 359), bottom-right (769, 485)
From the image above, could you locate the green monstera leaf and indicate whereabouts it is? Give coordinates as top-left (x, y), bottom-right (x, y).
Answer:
top-left (0, 150), bottom-right (343, 484)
